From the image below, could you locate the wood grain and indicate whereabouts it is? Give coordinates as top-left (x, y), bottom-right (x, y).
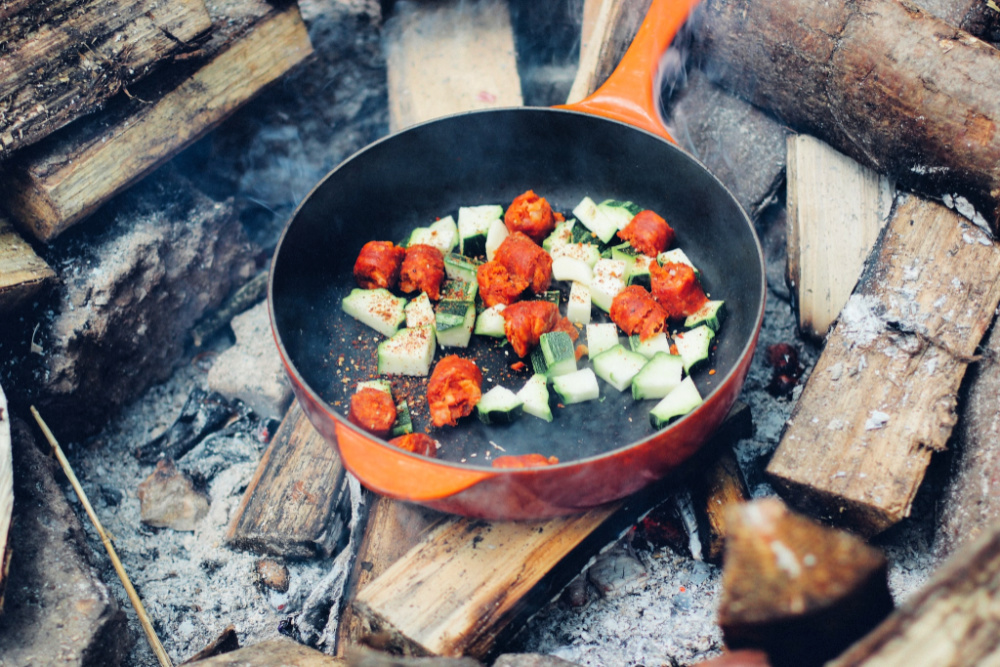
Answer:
top-left (2, 0), bottom-right (313, 241)
top-left (566, 0), bottom-right (651, 104)
top-left (767, 195), bottom-right (1000, 536)
top-left (786, 134), bottom-right (894, 340)
top-left (0, 0), bottom-right (212, 157)
top-left (226, 401), bottom-right (348, 559)
top-left (0, 215), bottom-right (55, 313)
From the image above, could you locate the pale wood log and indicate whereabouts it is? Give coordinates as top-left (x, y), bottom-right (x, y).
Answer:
top-left (384, 0), bottom-right (523, 133)
top-left (565, 0), bottom-right (651, 104)
top-left (187, 638), bottom-right (344, 666)
top-left (0, 215), bottom-right (55, 312)
top-left (2, 0), bottom-right (313, 242)
top-left (786, 135), bottom-right (894, 340)
top-left (226, 401), bottom-right (348, 558)
top-left (0, 0), bottom-right (212, 157)
top-left (766, 195), bottom-right (1000, 536)
top-left (0, 385), bottom-right (11, 611)
top-left (829, 519), bottom-right (1000, 666)
top-left (694, 0), bottom-right (1000, 233)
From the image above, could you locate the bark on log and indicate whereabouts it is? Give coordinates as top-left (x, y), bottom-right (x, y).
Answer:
top-left (828, 518), bottom-right (1000, 666)
top-left (0, 0), bottom-right (212, 157)
top-left (0, 215), bottom-right (55, 313)
top-left (693, 0), bottom-right (1000, 233)
top-left (911, 0), bottom-right (1000, 45)
top-left (766, 194), bottom-right (1000, 536)
top-left (2, 0), bottom-right (313, 242)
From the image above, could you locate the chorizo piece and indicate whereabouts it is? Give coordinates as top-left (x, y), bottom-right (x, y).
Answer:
top-left (491, 453), bottom-right (559, 468)
top-left (348, 387), bottom-right (397, 438)
top-left (504, 190), bottom-right (556, 244)
top-left (353, 240), bottom-right (406, 290)
top-left (650, 261), bottom-right (709, 319)
top-left (617, 210), bottom-right (675, 256)
top-left (477, 261), bottom-right (530, 307)
top-left (398, 243), bottom-right (446, 300)
top-left (494, 232), bottom-right (553, 295)
top-left (388, 432), bottom-right (438, 457)
top-left (427, 355), bottom-right (483, 427)
top-left (610, 285), bottom-right (668, 341)
top-left (501, 300), bottom-right (560, 358)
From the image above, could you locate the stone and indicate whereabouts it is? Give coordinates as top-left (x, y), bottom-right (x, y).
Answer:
top-left (0, 416), bottom-right (129, 665)
top-left (207, 301), bottom-right (292, 421)
top-left (137, 458), bottom-right (210, 531)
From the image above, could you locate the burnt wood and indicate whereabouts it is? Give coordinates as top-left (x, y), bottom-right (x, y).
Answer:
top-left (692, 446), bottom-right (750, 564)
top-left (187, 638), bottom-right (343, 666)
top-left (0, 0), bottom-right (212, 158)
top-left (694, 0), bottom-right (1000, 233)
top-left (0, 215), bottom-right (54, 313)
top-left (911, 0), bottom-right (1000, 45)
top-left (767, 195), bottom-right (1000, 536)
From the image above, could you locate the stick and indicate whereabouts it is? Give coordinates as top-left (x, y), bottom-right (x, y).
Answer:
top-left (31, 406), bottom-right (174, 667)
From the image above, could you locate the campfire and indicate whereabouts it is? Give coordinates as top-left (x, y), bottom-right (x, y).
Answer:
top-left (1, 0), bottom-right (999, 665)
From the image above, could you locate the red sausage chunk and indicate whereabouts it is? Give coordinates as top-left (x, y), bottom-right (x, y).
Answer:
top-left (650, 261), bottom-right (709, 319)
top-left (388, 432), bottom-right (438, 457)
top-left (493, 232), bottom-right (552, 296)
top-left (504, 190), bottom-right (556, 244)
top-left (427, 355), bottom-right (483, 427)
top-left (477, 261), bottom-right (531, 308)
top-left (501, 300), bottom-right (560, 358)
top-left (353, 240), bottom-right (406, 290)
top-left (617, 210), bottom-right (675, 256)
top-left (348, 387), bottom-right (398, 438)
top-left (398, 243), bottom-right (446, 300)
top-left (610, 285), bottom-right (668, 341)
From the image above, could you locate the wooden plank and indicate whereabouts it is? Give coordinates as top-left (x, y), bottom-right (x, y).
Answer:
top-left (0, 385), bottom-right (11, 610)
top-left (766, 195), bottom-right (1000, 536)
top-left (188, 638), bottom-right (344, 666)
top-left (0, 215), bottom-right (55, 313)
top-left (383, 0), bottom-right (523, 132)
top-left (566, 0), bottom-right (651, 104)
top-left (828, 520), bottom-right (1000, 666)
top-left (0, 0), bottom-right (212, 157)
top-left (2, 0), bottom-right (313, 241)
top-left (786, 134), bottom-right (894, 340)
top-left (226, 400), bottom-right (348, 558)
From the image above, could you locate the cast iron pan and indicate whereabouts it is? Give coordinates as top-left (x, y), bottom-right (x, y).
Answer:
top-left (269, 0), bottom-right (766, 519)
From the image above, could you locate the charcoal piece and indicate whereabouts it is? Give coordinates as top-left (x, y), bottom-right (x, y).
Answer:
top-left (135, 388), bottom-right (240, 464)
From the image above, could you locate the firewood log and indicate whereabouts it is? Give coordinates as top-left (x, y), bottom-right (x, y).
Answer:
top-left (186, 637), bottom-right (343, 666)
top-left (0, 385), bottom-right (10, 611)
top-left (911, 0), bottom-right (1000, 45)
top-left (0, 215), bottom-right (55, 313)
top-left (693, 0), bottom-right (1000, 233)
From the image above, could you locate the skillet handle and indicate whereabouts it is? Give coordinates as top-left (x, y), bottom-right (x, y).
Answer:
top-left (558, 0), bottom-right (702, 142)
top-left (334, 422), bottom-right (493, 501)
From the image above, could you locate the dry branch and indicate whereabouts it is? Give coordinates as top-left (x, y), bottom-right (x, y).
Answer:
top-left (694, 0), bottom-right (1000, 232)
top-left (767, 195), bottom-right (1000, 536)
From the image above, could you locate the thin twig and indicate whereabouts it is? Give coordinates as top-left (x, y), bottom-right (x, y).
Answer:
top-left (31, 406), bottom-right (174, 667)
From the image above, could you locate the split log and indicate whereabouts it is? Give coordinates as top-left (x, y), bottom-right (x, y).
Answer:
top-left (910, 0), bottom-right (1000, 45)
top-left (693, 0), bottom-right (1000, 233)
top-left (226, 400), bottom-right (349, 558)
top-left (566, 0), bottom-right (651, 104)
top-left (786, 135), bottom-right (894, 340)
top-left (934, 319), bottom-right (1000, 560)
top-left (829, 518), bottom-right (1000, 666)
top-left (2, 0), bottom-right (313, 241)
top-left (692, 446), bottom-right (750, 564)
top-left (766, 194), bottom-right (1000, 536)
top-left (187, 637), bottom-right (343, 666)
top-left (0, 386), bottom-right (10, 610)
top-left (0, 215), bottom-right (55, 313)
top-left (719, 498), bottom-right (894, 667)
top-left (0, 0), bottom-right (212, 157)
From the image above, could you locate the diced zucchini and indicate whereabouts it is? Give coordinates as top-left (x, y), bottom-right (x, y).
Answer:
top-left (551, 241), bottom-right (601, 267)
top-left (674, 324), bottom-right (715, 373)
top-left (517, 374), bottom-right (553, 422)
top-left (530, 345), bottom-right (549, 376)
top-left (377, 326), bottom-right (436, 376)
top-left (586, 322), bottom-right (620, 358)
top-left (474, 303), bottom-right (507, 337)
top-left (610, 242), bottom-right (641, 267)
top-left (628, 332), bottom-right (673, 359)
top-left (404, 292), bottom-right (435, 329)
top-left (540, 290), bottom-right (561, 306)
top-left (591, 344), bottom-right (648, 392)
top-left (356, 379), bottom-right (392, 394)
top-left (391, 400), bottom-right (414, 436)
top-left (440, 277), bottom-right (478, 302)
top-left (589, 258), bottom-right (628, 312)
top-left (597, 199), bottom-right (641, 230)
top-left (476, 385), bottom-right (524, 425)
top-left (551, 368), bottom-right (600, 404)
top-left (573, 196), bottom-right (618, 244)
top-left (631, 352), bottom-right (684, 400)
top-left (540, 331), bottom-right (577, 377)
top-left (657, 248), bottom-right (699, 276)
top-left (649, 376), bottom-right (703, 428)
top-left (408, 215), bottom-right (458, 254)
top-left (444, 252), bottom-right (481, 284)
top-left (485, 218), bottom-right (509, 261)
top-left (684, 300), bottom-right (725, 332)
top-left (434, 300), bottom-right (476, 348)
top-left (626, 255), bottom-right (656, 289)
top-left (551, 256), bottom-right (594, 285)
top-left (341, 288), bottom-right (406, 337)
top-left (566, 281), bottom-right (591, 325)
top-left (542, 218), bottom-right (576, 252)
top-left (458, 205), bottom-right (503, 256)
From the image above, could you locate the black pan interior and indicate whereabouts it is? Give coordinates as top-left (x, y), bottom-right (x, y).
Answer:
top-left (271, 109), bottom-right (764, 467)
